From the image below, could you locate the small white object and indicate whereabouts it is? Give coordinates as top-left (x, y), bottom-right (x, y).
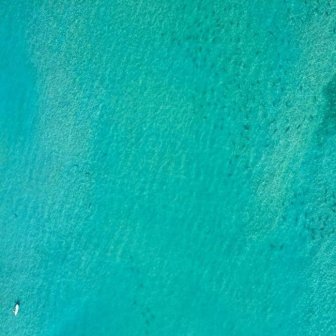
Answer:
top-left (13, 303), bottom-right (19, 316)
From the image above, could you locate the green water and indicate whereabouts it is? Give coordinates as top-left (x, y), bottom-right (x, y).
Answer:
top-left (0, 1), bottom-right (336, 335)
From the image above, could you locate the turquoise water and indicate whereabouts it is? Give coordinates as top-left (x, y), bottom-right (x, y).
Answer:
top-left (1, 1), bottom-right (336, 335)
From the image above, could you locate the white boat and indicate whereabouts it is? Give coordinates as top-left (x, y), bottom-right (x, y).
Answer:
top-left (13, 302), bottom-right (20, 316)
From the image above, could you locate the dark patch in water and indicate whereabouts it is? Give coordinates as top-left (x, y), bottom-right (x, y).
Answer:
top-left (321, 74), bottom-right (336, 136)
top-left (270, 242), bottom-right (284, 251)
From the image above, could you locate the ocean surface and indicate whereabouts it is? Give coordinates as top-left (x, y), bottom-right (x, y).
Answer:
top-left (0, 1), bottom-right (336, 335)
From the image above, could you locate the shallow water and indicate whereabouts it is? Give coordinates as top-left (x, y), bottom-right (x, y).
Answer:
top-left (0, 1), bottom-right (336, 335)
